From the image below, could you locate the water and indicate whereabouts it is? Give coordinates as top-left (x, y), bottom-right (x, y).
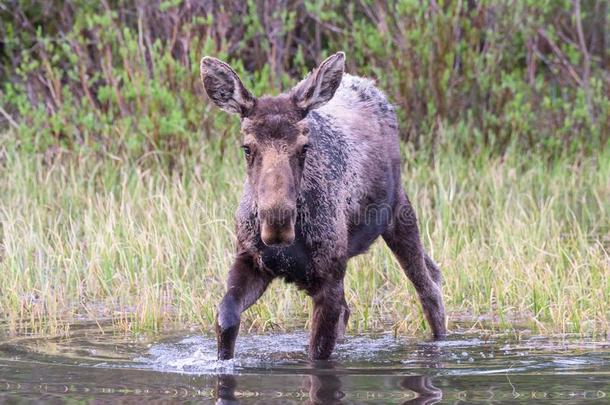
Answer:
top-left (0, 324), bottom-right (608, 403)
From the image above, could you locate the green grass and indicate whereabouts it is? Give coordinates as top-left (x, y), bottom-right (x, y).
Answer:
top-left (0, 131), bottom-right (608, 337)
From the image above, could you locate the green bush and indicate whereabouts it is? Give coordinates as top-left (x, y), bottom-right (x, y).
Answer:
top-left (0, 0), bottom-right (608, 160)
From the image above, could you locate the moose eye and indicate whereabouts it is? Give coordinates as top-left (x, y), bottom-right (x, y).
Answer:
top-left (302, 144), bottom-right (310, 154)
top-left (241, 145), bottom-right (252, 157)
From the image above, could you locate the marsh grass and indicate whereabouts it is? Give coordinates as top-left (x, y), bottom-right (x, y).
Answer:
top-left (0, 133), bottom-right (608, 337)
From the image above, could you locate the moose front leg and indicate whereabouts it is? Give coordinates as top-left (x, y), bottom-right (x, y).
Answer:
top-left (217, 253), bottom-right (271, 360)
top-left (308, 279), bottom-right (347, 360)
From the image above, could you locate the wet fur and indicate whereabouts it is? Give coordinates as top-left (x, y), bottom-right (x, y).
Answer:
top-left (237, 75), bottom-right (400, 284)
top-left (202, 56), bottom-right (447, 360)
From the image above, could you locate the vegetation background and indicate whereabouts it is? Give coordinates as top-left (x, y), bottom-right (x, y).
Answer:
top-left (0, 0), bottom-right (608, 337)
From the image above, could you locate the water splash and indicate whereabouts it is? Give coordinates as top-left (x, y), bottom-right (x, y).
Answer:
top-left (136, 331), bottom-right (610, 377)
top-left (0, 325), bottom-right (609, 402)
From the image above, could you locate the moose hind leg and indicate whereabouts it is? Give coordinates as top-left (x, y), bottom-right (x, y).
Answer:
top-left (217, 254), bottom-right (272, 360)
top-left (383, 194), bottom-right (447, 339)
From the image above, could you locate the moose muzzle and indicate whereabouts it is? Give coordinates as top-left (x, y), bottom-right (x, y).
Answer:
top-left (259, 206), bottom-right (296, 246)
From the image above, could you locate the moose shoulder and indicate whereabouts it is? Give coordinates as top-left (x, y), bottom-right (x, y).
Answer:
top-left (199, 52), bottom-right (446, 360)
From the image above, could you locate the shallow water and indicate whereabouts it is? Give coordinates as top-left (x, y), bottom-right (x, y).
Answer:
top-left (0, 324), bottom-right (608, 403)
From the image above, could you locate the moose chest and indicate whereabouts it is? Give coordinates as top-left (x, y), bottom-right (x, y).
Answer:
top-left (258, 240), bottom-right (311, 286)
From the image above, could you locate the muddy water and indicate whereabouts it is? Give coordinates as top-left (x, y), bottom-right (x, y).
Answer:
top-left (0, 324), bottom-right (608, 403)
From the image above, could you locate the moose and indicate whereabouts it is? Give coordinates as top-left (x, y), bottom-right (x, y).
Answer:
top-left (199, 52), bottom-right (446, 360)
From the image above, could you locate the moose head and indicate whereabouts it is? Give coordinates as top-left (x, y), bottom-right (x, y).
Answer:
top-left (200, 53), bottom-right (345, 246)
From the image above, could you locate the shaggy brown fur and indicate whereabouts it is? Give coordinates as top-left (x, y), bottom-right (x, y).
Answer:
top-left (200, 52), bottom-right (446, 361)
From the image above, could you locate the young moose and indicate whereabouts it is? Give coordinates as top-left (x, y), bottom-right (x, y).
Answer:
top-left (200, 52), bottom-right (446, 360)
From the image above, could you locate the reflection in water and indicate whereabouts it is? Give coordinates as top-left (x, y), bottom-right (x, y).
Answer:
top-left (216, 374), bottom-right (239, 405)
top-left (215, 369), bottom-right (442, 404)
top-left (399, 376), bottom-right (442, 404)
top-left (215, 340), bottom-right (447, 405)
top-left (304, 373), bottom-right (345, 405)
top-left (0, 327), bottom-right (609, 402)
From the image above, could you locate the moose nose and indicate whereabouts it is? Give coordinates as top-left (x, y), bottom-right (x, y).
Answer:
top-left (259, 207), bottom-right (296, 247)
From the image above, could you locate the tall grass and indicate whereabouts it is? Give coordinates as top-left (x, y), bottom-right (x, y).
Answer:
top-left (1, 132), bottom-right (608, 336)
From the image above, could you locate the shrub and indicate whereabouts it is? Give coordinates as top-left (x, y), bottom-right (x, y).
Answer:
top-left (0, 0), bottom-right (608, 160)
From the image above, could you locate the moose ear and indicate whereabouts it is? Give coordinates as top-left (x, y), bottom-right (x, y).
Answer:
top-left (291, 52), bottom-right (345, 113)
top-left (200, 56), bottom-right (256, 116)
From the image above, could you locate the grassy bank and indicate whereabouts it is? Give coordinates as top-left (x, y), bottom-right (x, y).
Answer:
top-left (1, 133), bottom-right (608, 337)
